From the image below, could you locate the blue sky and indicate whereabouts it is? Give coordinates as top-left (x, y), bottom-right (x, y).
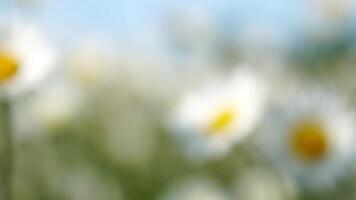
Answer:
top-left (39, 0), bottom-right (305, 33)
top-left (0, 0), bottom-right (355, 46)
top-left (0, 1), bottom-right (302, 33)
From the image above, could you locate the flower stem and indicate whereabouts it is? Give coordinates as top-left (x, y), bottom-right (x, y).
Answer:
top-left (0, 99), bottom-right (14, 200)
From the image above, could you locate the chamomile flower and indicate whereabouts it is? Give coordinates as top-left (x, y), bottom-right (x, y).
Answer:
top-left (259, 89), bottom-right (356, 189)
top-left (0, 16), bottom-right (56, 97)
top-left (172, 67), bottom-right (267, 160)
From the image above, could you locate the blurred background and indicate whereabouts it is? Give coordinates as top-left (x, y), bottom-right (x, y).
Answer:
top-left (1, 0), bottom-right (356, 199)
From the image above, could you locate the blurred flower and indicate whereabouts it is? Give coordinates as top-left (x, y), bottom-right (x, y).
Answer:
top-left (65, 37), bottom-right (116, 92)
top-left (171, 67), bottom-right (267, 161)
top-left (32, 80), bottom-right (84, 131)
top-left (259, 89), bottom-right (356, 189)
top-left (0, 15), bottom-right (56, 97)
top-left (232, 168), bottom-right (298, 200)
top-left (304, 0), bottom-right (353, 38)
top-left (314, 0), bottom-right (352, 22)
top-left (159, 176), bottom-right (228, 200)
top-left (13, 79), bottom-right (85, 138)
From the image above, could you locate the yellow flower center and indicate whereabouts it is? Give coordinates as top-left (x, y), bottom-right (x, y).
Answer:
top-left (0, 52), bottom-right (18, 82)
top-left (290, 120), bottom-right (328, 162)
top-left (207, 107), bottom-right (236, 135)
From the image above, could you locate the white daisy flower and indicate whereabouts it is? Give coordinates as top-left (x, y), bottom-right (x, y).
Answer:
top-left (159, 176), bottom-right (228, 200)
top-left (0, 16), bottom-right (56, 97)
top-left (259, 89), bottom-right (356, 189)
top-left (172, 67), bottom-right (267, 160)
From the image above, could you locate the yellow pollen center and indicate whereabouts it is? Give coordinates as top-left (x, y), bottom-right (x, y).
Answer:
top-left (207, 107), bottom-right (236, 135)
top-left (290, 120), bottom-right (328, 162)
top-left (0, 52), bottom-right (18, 82)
